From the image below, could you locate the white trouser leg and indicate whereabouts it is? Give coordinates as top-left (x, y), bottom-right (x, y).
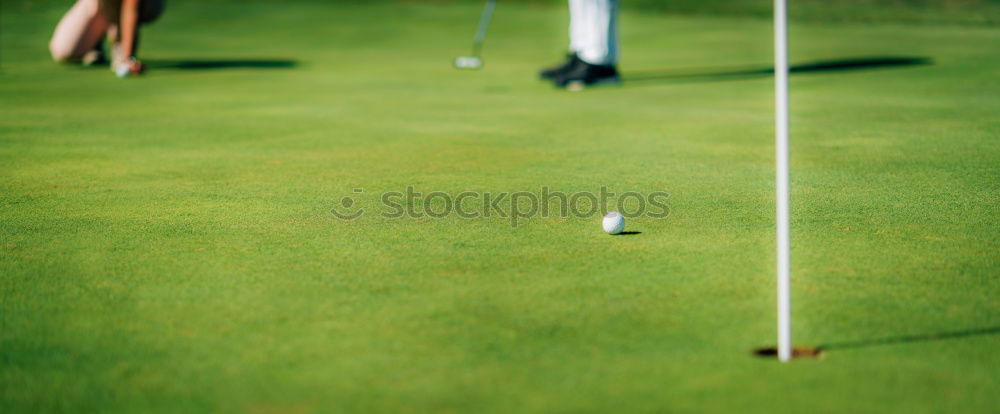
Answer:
top-left (568, 0), bottom-right (586, 56)
top-left (568, 0), bottom-right (618, 66)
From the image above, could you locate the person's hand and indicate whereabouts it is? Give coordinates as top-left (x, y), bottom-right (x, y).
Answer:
top-left (113, 57), bottom-right (144, 78)
top-left (110, 41), bottom-right (124, 63)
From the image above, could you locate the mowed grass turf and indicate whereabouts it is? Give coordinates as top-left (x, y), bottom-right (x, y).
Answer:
top-left (1, 1), bottom-right (998, 412)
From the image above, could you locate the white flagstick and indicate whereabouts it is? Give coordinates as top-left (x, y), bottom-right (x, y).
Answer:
top-left (774, 0), bottom-right (793, 362)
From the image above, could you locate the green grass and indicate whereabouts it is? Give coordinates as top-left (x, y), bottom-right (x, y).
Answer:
top-left (435, 0), bottom-right (1000, 25)
top-left (2, 1), bottom-right (999, 412)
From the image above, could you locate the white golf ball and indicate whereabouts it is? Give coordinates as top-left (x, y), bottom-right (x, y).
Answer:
top-left (602, 212), bottom-right (625, 235)
top-left (114, 65), bottom-right (130, 78)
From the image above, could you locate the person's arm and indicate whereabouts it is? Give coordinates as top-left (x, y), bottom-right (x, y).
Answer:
top-left (113, 0), bottom-right (143, 76)
top-left (119, 0), bottom-right (139, 58)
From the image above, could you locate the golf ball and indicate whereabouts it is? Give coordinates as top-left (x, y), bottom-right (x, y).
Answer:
top-left (602, 212), bottom-right (625, 235)
top-left (114, 65), bottom-right (130, 78)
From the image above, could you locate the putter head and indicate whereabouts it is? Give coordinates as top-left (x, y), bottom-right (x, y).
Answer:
top-left (454, 56), bottom-right (483, 70)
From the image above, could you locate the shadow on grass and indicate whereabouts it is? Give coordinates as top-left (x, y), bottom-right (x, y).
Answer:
top-left (817, 325), bottom-right (1000, 351)
top-left (615, 231), bottom-right (642, 236)
top-left (753, 326), bottom-right (999, 359)
top-left (625, 56), bottom-right (932, 84)
top-left (145, 58), bottom-right (298, 70)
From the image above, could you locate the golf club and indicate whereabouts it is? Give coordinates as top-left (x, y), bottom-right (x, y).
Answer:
top-left (454, 0), bottom-right (496, 70)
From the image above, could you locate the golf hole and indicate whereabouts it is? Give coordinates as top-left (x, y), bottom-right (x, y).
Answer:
top-left (752, 346), bottom-right (824, 359)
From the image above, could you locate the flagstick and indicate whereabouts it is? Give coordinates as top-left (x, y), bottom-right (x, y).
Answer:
top-left (774, 0), bottom-right (793, 363)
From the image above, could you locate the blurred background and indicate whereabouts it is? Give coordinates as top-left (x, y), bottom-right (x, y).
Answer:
top-left (7, 0), bottom-right (1000, 24)
top-left (2, 1), bottom-right (998, 413)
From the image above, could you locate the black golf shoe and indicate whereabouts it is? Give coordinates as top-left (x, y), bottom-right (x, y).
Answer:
top-left (553, 61), bottom-right (621, 90)
top-left (539, 53), bottom-right (583, 80)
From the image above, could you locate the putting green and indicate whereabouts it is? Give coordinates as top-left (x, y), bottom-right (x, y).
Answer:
top-left (1, 1), bottom-right (998, 412)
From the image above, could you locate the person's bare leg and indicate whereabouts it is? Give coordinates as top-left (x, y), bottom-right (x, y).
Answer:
top-left (49, 0), bottom-right (110, 62)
